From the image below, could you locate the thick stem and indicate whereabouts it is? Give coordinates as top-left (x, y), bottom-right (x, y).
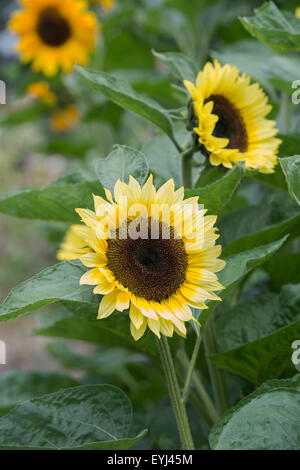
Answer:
top-left (157, 336), bottom-right (195, 450)
top-left (203, 317), bottom-right (229, 416)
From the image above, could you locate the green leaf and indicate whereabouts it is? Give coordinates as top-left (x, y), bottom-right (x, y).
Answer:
top-left (0, 384), bottom-right (147, 450)
top-left (212, 284), bottom-right (300, 384)
top-left (0, 173), bottom-right (104, 222)
top-left (0, 260), bottom-right (95, 322)
top-left (48, 342), bottom-right (141, 376)
top-left (152, 50), bottom-right (197, 82)
top-left (141, 124), bottom-right (188, 186)
top-left (96, 145), bottom-right (149, 193)
top-left (220, 193), bottom-right (300, 256)
top-left (264, 252), bottom-right (300, 287)
top-left (185, 164), bottom-right (245, 214)
top-left (280, 155), bottom-right (300, 206)
top-left (76, 66), bottom-right (175, 139)
top-left (198, 236), bottom-right (287, 325)
top-left (0, 101), bottom-right (47, 126)
top-left (209, 375), bottom-right (300, 449)
top-left (239, 2), bottom-right (300, 54)
top-left (34, 309), bottom-right (160, 361)
top-left (0, 371), bottom-right (78, 417)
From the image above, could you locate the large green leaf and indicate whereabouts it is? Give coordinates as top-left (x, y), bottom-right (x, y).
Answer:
top-left (141, 124), bottom-right (188, 185)
top-left (280, 155), bottom-right (300, 206)
top-left (240, 2), bottom-right (300, 54)
top-left (198, 236), bottom-right (287, 325)
top-left (48, 342), bottom-right (143, 376)
top-left (0, 174), bottom-right (104, 222)
top-left (264, 252), bottom-right (300, 287)
top-left (0, 385), bottom-right (146, 450)
top-left (0, 371), bottom-right (78, 417)
top-left (96, 145), bottom-right (149, 193)
top-left (152, 50), bottom-right (197, 82)
top-left (220, 193), bottom-right (300, 256)
top-left (185, 164), bottom-right (245, 214)
top-left (209, 375), bottom-right (300, 450)
top-left (76, 66), bottom-right (176, 140)
top-left (34, 309), bottom-right (159, 361)
top-left (0, 260), bottom-right (95, 322)
top-left (212, 284), bottom-right (300, 384)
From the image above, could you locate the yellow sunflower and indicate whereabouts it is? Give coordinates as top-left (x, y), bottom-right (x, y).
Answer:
top-left (51, 105), bottom-right (80, 132)
top-left (75, 175), bottom-right (225, 340)
top-left (27, 81), bottom-right (57, 105)
top-left (184, 60), bottom-right (281, 174)
top-left (9, 0), bottom-right (98, 77)
top-left (57, 224), bottom-right (93, 260)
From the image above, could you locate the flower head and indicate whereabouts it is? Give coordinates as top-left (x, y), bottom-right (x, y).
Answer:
top-left (9, 0), bottom-right (98, 76)
top-left (184, 60), bottom-right (281, 174)
top-left (27, 81), bottom-right (56, 105)
top-left (57, 224), bottom-right (93, 260)
top-left (51, 105), bottom-right (80, 132)
top-left (75, 176), bottom-right (225, 340)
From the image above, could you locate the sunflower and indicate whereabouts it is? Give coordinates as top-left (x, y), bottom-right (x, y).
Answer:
top-left (75, 176), bottom-right (225, 340)
top-left (57, 224), bottom-right (93, 260)
top-left (51, 105), bottom-right (80, 132)
top-left (9, 0), bottom-right (98, 77)
top-left (27, 81), bottom-right (56, 105)
top-left (184, 60), bottom-right (281, 174)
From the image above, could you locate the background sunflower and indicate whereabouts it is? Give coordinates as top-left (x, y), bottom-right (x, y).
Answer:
top-left (184, 60), bottom-right (281, 173)
top-left (9, 0), bottom-right (98, 76)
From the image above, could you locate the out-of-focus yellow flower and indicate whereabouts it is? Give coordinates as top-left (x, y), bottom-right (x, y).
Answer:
top-left (27, 81), bottom-right (57, 105)
top-left (91, 0), bottom-right (115, 11)
top-left (9, 0), bottom-right (98, 77)
top-left (184, 60), bottom-right (281, 174)
top-left (76, 176), bottom-right (225, 341)
top-left (295, 7), bottom-right (300, 18)
top-left (51, 105), bottom-right (80, 133)
top-left (57, 225), bottom-right (93, 260)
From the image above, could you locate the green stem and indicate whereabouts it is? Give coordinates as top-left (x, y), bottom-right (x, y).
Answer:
top-left (157, 336), bottom-right (195, 450)
top-left (181, 148), bottom-right (193, 187)
top-left (178, 349), bottom-right (219, 425)
top-left (203, 317), bottom-right (229, 416)
top-left (182, 333), bottom-right (202, 403)
top-left (282, 92), bottom-right (291, 134)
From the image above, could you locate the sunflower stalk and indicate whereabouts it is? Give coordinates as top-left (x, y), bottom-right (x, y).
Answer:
top-left (181, 146), bottom-right (194, 187)
top-left (157, 336), bottom-right (195, 450)
top-left (178, 347), bottom-right (219, 425)
top-left (182, 333), bottom-right (202, 403)
top-left (203, 317), bottom-right (229, 416)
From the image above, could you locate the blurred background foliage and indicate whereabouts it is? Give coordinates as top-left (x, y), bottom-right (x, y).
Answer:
top-left (1, 0), bottom-right (300, 449)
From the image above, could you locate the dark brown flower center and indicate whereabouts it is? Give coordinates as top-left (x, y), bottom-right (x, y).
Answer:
top-left (205, 94), bottom-right (248, 152)
top-left (37, 8), bottom-right (71, 47)
top-left (106, 219), bottom-right (188, 303)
